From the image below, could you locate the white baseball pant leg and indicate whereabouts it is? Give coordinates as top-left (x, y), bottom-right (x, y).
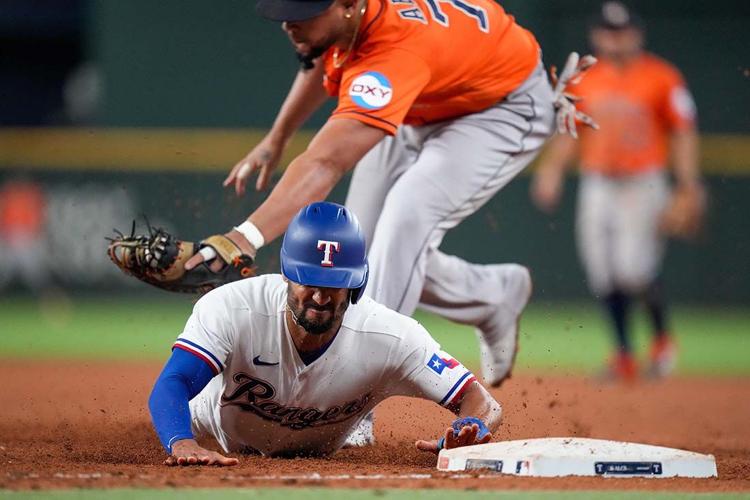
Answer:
top-left (576, 170), bottom-right (670, 297)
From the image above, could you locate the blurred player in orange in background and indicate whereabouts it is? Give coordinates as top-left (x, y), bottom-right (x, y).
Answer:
top-left (531, 1), bottom-right (705, 382)
top-left (0, 177), bottom-right (48, 292)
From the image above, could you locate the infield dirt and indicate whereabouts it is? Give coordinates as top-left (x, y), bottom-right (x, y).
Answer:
top-left (1, 360), bottom-right (749, 492)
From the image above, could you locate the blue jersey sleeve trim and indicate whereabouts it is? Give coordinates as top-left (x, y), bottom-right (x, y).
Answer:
top-left (149, 348), bottom-right (216, 453)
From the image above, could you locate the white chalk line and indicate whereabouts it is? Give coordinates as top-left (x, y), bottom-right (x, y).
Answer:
top-left (11, 471), bottom-right (507, 481)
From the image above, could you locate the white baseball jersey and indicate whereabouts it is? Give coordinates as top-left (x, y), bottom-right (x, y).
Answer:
top-left (175, 274), bottom-right (476, 457)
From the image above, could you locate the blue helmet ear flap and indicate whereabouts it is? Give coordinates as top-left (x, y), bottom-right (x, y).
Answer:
top-left (349, 262), bottom-right (369, 304)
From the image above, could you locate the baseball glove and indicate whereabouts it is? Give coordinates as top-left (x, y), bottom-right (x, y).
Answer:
top-left (659, 184), bottom-right (707, 239)
top-left (107, 220), bottom-right (255, 294)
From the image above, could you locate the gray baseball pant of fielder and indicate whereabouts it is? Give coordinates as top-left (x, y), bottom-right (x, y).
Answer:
top-left (345, 61), bottom-right (555, 323)
top-left (576, 170), bottom-right (670, 297)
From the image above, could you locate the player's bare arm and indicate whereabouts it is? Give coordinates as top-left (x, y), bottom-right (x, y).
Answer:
top-left (184, 118), bottom-right (385, 271)
top-left (225, 0), bottom-right (366, 196)
top-left (415, 381), bottom-right (502, 454)
top-left (671, 126), bottom-right (701, 189)
top-left (247, 118), bottom-right (385, 241)
top-left (165, 438), bottom-right (239, 467)
top-left (531, 133), bottom-right (578, 213)
top-left (659, 124), bottom-right (706, 238)
top-left (224, 61), bottom-right (329, 195)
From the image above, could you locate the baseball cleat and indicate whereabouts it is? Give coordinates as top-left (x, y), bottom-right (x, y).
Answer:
top-left (475, 264), bottom-right (532, 388)
top-left (597, 351), bottom-right (638, 383)
top-left (343, 412), bottom-right (375, 448)
top-left (646, 335), bottom-right (678, 379)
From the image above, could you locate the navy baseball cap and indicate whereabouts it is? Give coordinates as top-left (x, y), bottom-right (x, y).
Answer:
top-left (256, 0), bottom-right (336, 22)
top-left (592, 1), bottom-right (643, 30)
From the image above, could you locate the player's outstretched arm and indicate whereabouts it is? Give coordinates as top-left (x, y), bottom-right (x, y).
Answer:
top-left (166, 439), bottom-right (239, 467)
top-left (246, 118), bottom-right (386, 241)
top-left (184, 117), bottom-right (385, 271)
top-left (149, 349), bottom-right (235, 465)
top-left (415, 381), bottom-right (502, 454)
top-left (224, 62), bottom-right (329, 195)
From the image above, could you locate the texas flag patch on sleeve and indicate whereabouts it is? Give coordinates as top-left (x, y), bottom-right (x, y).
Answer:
top-left (427, 351), bottom-right (460, 375)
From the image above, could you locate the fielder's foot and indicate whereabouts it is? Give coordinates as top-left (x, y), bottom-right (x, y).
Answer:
top-left (475, 265), bottom-right (532, 388)
top-left (343, 412), bottom-right (374, 448)
top-left (646, 335), bottom-right (678, 379)
top-left (597, 351), bottom-right (638, 383)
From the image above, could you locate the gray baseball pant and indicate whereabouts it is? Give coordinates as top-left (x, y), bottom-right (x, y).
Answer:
top-left (345, 61), bottom-right (555, 322)
top-left (576, 170), bottom-right (670, 297)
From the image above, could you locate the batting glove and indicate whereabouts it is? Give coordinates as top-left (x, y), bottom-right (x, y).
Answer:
top-left (551, 52), bottom-right (599, 139)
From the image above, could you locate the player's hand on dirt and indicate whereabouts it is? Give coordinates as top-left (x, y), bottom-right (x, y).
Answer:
top-left (184, 229), bottom-right (256, 272)
top-left (166, 439), bottom-right (239, 466)
top-left (415, 424), bottom-right (492, 455)
top-left (224, 134), bottom-right (285, 195)
top-left (551, 52), bottom-right (599, 139)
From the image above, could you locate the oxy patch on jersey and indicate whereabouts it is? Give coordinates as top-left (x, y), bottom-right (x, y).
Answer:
top-left (220, 372), bottom-right (372, 430)
top-left (349, 71), bottom-right (393, 110)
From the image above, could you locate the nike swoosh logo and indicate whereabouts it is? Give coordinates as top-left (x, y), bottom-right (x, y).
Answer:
top-left (253, 355), bottom-right (279, 366)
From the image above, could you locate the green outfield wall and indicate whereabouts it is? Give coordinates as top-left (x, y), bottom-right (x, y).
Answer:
top-left (0, 166), bottom-right (747, 304)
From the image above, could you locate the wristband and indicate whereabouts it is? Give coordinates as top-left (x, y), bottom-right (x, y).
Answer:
top-left (435, 417), bottom-right (490, 452)
top-left (199, 246), bottom-right (217, 261)
top-left (233, 221), bottom-right (265, 250)
top-left (451, 416), bottom-right (490, 440)
top-left (436, 437), bottom-right (446, 451)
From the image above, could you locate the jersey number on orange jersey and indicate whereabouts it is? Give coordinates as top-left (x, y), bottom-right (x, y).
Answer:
top-left (393, 0), bottom-right (489, 32)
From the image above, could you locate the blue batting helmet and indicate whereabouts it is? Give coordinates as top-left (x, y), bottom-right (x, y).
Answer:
top-left (280, 202), bottom-right (369, 304)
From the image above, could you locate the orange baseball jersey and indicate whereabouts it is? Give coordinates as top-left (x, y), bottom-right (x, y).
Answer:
top-left (0, 180), bottom-right (46, 237)
top-left (322, 0), bottom-right (540, 134)
top-left (570, 53), bottom-right (696, 176)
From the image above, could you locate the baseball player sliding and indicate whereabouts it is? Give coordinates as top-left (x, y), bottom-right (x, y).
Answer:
top-left (531, 2), bottom-right (704, 381)
top-left (149, 202), bottom-right (501, 465)
top-left (112, 0), bottom-right (597, 450)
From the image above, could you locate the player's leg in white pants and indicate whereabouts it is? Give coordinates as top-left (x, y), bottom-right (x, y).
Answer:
top-left (419, 252), bottom-right (532, 386)
top-left (577, 171), bottom-right (670, 298)
top-left (576, 173), bottom-right (618, 299)
top-left (611, 171), bottom-right (670, 293)
top-left (345, 128), bottom-right (419, 245)
top-left (577, 171), bottom-right (670, 375)
top-left (348, 62), bottom-right (554, 387)
top-left (342, 129), bottom-right (419, 448)
top-left (577, 173), bottom-right (635, 362)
